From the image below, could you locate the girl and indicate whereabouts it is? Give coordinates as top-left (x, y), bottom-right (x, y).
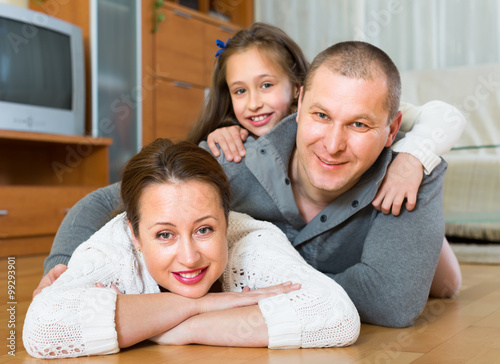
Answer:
top-left (187, 23), bottom-right (463, 297)
top-left (23, 139), bottom-right (360, 359)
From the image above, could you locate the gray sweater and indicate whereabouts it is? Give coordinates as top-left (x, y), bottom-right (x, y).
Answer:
top-left (45, 114), bottom-right (446, 328)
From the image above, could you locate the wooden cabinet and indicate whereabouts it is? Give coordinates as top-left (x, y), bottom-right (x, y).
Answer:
top-left (141, 0), bottom-right (253, 145)
top-left (0, 130), bottom-right (112, 257)
top-left (155, 79), bottom-right (207, 141)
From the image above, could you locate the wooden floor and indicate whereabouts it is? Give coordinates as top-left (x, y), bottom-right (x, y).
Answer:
top-left (1, 254), bottom-right (500, 364)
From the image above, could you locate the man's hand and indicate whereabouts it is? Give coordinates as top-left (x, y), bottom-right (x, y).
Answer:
top-left (32, 264), bottom-right (68, 298)
top-left (207, 125), bottom-right (249, 162)
top-left (372, 153), bottom-right (424, 216)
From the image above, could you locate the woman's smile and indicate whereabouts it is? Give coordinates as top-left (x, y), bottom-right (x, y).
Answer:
top-left (173, 266), bottom-right (208, 284)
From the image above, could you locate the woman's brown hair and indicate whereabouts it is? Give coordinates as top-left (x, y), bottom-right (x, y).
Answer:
top-left (121, 138), bottom-right (231, 237)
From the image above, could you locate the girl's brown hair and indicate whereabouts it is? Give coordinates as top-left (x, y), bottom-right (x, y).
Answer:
top-left (187, 22), bottom-right (309, 145)
top-left (121, 138), bottom-right (231, 237)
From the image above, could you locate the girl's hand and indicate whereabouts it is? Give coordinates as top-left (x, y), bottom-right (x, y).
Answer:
top-left (372, 153), bottom-right (424, 216)
top-left (207, 126), bottom-right (249, 163)
top-left (198, 281), bottom-right (300, 314)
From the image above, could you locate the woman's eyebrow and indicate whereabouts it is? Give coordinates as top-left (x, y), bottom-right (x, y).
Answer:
top-left (148, 215), bottom-right (218, 229)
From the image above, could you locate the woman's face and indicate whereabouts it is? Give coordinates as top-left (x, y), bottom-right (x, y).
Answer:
top-left (226, 46), bottom-right (297, 137)
top-left (129, 180), bottom-right (228, 298)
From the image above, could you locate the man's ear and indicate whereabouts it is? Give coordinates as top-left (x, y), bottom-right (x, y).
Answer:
top-left (127, 220), bottom-right (141, 251)
top-left (385, 111), bottom-right (402, 147)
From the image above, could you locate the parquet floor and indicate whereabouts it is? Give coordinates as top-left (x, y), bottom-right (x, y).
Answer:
top-left (1, 254), bottom-right (499, 363)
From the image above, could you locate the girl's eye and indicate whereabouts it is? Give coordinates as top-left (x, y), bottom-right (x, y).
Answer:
top-left (261, 82), bottom-right (272, 89)
top-left (197, 226), bottom-right (214, 236)
top-left (234, 88), bottom-right (246, 95)
top-left (157, 231), bottom-right (174, 240)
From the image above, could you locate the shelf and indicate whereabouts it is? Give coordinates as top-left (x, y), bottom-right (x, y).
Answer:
top-left (0, 129), bottom-right (112, 256)
top-left (163, 0), bottom-right (250, 28)
top-left (0, 129), bottom-right (112, 146)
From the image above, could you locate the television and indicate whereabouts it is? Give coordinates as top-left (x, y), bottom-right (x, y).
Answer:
top-left (0, 4), bottom-right (85, 136)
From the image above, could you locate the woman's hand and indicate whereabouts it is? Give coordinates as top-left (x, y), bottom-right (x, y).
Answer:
top-left (207, 126), bottom-right (249, 162)
top-left (197, 281), bottom-right (300, 314)
top-left (372, 153), bottom-right (424, 216)
top-left (95, 282), bottom-right (122, 294)
top-left (150, 282), bottom-right (300, 346)
top-left (32, 264), bottom-right (68, 298)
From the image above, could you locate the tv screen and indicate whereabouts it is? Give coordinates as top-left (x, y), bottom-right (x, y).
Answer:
top-left (0, 3), bottom-right (85, 136)
top-left (0, 18), bottom-right (72, 110)
top-left (0, 18), bottom-right (73, 110)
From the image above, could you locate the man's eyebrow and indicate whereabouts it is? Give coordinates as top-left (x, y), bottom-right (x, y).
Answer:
top-left (354, 113), bottom-right (377, 123)
top-left (308, 102), bottom-right (328, 112)
top-left (309, 102), bottom-right (377, 122)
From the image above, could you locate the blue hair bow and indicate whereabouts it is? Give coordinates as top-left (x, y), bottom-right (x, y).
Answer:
top-left (215, 38), bottom-right (230, 60)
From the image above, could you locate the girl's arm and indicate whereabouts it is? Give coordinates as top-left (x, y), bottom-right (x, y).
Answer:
top-left (153, 212), bottom-right (360, 349)
top-left (373, 100), bottom-right (466, 215)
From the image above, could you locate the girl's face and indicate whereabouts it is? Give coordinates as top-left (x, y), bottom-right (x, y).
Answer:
top-left (129, 181), bottom-right (228, 299)
top-left (226, 47), bottom-right (297, 137)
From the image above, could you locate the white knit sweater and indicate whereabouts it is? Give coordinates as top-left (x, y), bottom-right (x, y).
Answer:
top-left (23, 212), bottom-right (360, 358)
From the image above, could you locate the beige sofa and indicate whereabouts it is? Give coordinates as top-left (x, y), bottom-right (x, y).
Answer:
top-left (401, 63), bottom-right (500, 241)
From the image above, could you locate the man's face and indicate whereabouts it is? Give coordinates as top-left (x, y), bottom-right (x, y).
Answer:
top-left (294, 65), bottom-right (401, 202)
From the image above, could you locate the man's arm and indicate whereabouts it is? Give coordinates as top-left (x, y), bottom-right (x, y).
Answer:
top-left (330, 161), bottom-right (447, 328)
top-left (44, 183), bottom-right (121, 274)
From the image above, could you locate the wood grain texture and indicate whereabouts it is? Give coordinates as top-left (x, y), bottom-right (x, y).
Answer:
top-left (1, 256), bottom-right (499, 363)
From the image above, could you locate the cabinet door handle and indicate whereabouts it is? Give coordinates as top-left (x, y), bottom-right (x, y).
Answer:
top-left (220, 25), bottom-right (235, 33)
top-left (0, 210), bottom-right (8, 216)
top-left (173, 81), bottom-right (192, 89)
top-left (174, 9), bottom-right (192, 19)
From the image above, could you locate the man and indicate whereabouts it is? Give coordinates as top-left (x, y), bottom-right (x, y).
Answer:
top-left (40, 41), bottom-right (448, 327)
top-left (201, 41), bottom-right (445, 327)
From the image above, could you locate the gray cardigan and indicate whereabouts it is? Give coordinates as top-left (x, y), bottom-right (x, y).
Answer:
top-left (45, 114), bottom-right (446, 328)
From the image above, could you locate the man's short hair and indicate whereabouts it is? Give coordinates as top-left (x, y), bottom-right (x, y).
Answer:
top-left (303, 41), bottom-right (401, 122)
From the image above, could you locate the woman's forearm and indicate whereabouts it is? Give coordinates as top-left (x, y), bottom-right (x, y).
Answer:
top-left (151, 305), bottom-right (269, 347)
top-left (115, 293), bottom-right (199, 348)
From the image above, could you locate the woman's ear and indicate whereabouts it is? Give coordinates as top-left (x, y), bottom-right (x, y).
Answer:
top-left (127, 220), bottom-right (142, 251)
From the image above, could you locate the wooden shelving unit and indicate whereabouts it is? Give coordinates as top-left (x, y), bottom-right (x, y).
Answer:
top-left (167, 0), bottom-right (253, 27)
top-left (142, 0), bottom-right (253, 145)
top-left (0, 130), bottom-right (112, 257)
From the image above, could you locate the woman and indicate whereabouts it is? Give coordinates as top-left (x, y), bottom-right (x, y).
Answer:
top-left (23, 138), bottom-right (360, 359)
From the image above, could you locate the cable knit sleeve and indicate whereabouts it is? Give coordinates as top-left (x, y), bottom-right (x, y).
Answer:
top-left (222, 212), bottom-right (360, 349)
top-left (393, 100), bottom-right (466, 174)
top-left (23, 214), bottom-right (156, 359)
